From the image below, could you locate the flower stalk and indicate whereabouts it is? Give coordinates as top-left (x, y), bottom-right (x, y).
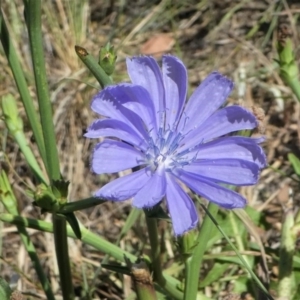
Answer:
top-left (25, 1), bottom-right (74, 298)
top-left (183, 202), bottom-right (219, 300)
top-left (145, 216), bottom-right (183, 299)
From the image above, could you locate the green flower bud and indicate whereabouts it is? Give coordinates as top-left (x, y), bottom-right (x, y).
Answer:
top-left (52, 179), bottom-right (69, 204)
top-left (98, 42), bottom-right (117, 76)
top-left (277, 36), bottom-right (298, 83)
top-left (33, 184), bottom-right (60, 213)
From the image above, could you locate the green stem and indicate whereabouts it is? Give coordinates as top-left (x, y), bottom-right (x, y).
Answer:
top-left (26, 1), bottom-right (73, 298)
top-left (0, 10), bottom-right (46, 168)
top-left (13, 131), bottom-right (47, 184)
top-left (26, 0), bottom-right (60, 180)
top-left (53, 215), bottom-right (74, 300)
top-left (75, 45), bottom-right (113, 88)
top-left (145, 216), bottom-right (182, 300)
top-left (184, 202), bottom-right (218, 300)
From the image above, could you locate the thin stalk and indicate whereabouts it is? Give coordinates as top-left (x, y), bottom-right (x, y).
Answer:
top-left (184, 202), bottom-right (218, 300)
top-left (145, 216), bottom-right (182, 300)
top-left (26, 1), bottom-right (73, 298)
top-left (26, 0), bottom-right (60, 180)
top-left (0, 9), bottom-right (47, 168)
top-left (53, 215), bottom-right (73, 300)
top-left (18, 226), bottom-right (55, 300)
top-left (13, 131), bottom-right (47, 184)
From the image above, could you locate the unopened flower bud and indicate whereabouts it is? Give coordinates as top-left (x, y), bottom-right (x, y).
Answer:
top-left (98, 42), bottom-right (117, 76)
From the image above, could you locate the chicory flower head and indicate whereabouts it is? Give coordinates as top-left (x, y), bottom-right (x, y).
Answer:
top-left (85, 55), bottom-right (266, 236)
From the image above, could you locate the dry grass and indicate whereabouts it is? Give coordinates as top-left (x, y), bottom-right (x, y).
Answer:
top-left (1, 0), bottom-right (300, 299)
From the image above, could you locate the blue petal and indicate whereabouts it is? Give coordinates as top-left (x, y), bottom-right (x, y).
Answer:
top-left (179, 72), bottom-right (233, 134)
top-left (181, 106), bottom-right (258, 149)
top-left (162, 55), bottom-right (187, 128)
top-left (85, 119), bottom-right (147, 150)
top-left (181, 159), bottom-right (259, 185)
top-left (91, 85), bottom-right (149, 139)
top-left (185, 137), bottom-right (267, 169)
top-left (165, 174), bottom-right (198, 236)
top-left (92, 140), bottom-right (145, 174)
top-left (133, 168), bottom-right (166, 208)
top-left (126, 56), bottom-right (165, 128)
top-left (176, 170), bottom-right (247, 209)
top-left (115, 84), bottom-right (158, 135)
top-left (94, 167), bottom-right (152, 200)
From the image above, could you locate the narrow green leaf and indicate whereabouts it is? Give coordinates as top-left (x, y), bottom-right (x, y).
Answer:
top-left (63, 212), bottom-right (82, 240)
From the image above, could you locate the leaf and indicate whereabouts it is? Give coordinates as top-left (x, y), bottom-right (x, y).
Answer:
top-left (63, 212), bottom-right (81, 239)
top-left (0, 277), bottom-right (12, 300)
top-left (288, 153), bottom-right (300, 177)
top-left (200, 263), bottom-right (230, 288)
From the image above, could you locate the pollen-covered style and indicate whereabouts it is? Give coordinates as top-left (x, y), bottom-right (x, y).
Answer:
top-left (85, 55), bottom-right (266, 236)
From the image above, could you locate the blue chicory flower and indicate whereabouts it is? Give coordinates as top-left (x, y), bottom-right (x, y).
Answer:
top-left (85, 55), bottom-right (266, 236)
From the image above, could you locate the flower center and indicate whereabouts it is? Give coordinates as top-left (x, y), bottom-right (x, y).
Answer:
top-left (146, 128), bottom-right (191, 172)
